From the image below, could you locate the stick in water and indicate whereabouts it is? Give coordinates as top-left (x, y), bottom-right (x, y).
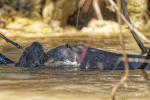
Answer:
top-left (120, 0), bottom-right (148, 54)
top-left (0, 33), bottom-right (22, 49)
top-left (106, 0), bottom-right (149, 54)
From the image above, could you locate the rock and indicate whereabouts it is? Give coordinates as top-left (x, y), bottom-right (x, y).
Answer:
top-left (81, 19), bottom-right (119, 36)
top-left (126, 0), bottom-right (149, 29)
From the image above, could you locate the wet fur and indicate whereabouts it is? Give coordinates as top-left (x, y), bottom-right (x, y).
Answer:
top-left (15, 42), bottom-right (150, 70)
top-left (16, 42), bottom-right (46, 67)
top-left (0, 53), bottom-right (14, 64)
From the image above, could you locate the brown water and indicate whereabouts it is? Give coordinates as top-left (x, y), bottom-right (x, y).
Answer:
top-left (0, 35), bottom-right (150, 100)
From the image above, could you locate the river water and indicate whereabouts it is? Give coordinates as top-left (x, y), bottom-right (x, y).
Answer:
top-left (0, 35), bottom-right (150, 100)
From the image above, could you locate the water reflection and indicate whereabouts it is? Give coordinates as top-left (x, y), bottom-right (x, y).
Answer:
top-left (0, 67), bottom-right (149, 100)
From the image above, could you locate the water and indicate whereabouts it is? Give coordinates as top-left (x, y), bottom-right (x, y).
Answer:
top-left (0, 35), bottom-right (150, 100)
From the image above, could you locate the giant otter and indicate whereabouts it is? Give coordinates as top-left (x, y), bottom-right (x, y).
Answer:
top-left (1, 0), bottom-right (149, 70)
top-left (16, 42), bottom-right (46, 67)
top-left (16, 42), bottom-right (150, 70)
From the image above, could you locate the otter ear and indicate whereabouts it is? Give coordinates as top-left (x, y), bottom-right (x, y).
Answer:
top-left (65, 44), bottom-right (71, 48)
top-left (65, 44), bottom-right (74, 51)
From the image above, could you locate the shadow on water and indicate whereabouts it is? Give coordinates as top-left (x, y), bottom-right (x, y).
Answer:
top-left (0, 35), bottom-right (150, 100)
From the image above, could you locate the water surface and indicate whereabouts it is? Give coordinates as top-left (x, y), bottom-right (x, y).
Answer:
top-left (0, 35), bottom-right (150, 100)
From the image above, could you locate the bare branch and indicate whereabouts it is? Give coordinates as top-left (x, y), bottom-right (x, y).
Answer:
top-left (93, 0), bottom-right (103, 20)
top-left (0, 33), bottom-right (23, 49)
top-left (107, 0), bottom-right (150, 43)
top-left (111, 0), bottom-right (129, 100)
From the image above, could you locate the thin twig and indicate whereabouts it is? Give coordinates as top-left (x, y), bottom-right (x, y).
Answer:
top-left (93, 0), bottom-right (103, 20)
top-left (77, 0), bottom-right (86, 28)
top-left (127, 58), bottom-right (150, 64)
top-left (76, 8), bottom-right (81, 28)
top-left (78, 0), bottom-right (86, 8)
top-left (111, 0), bottom-right (129, 100)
